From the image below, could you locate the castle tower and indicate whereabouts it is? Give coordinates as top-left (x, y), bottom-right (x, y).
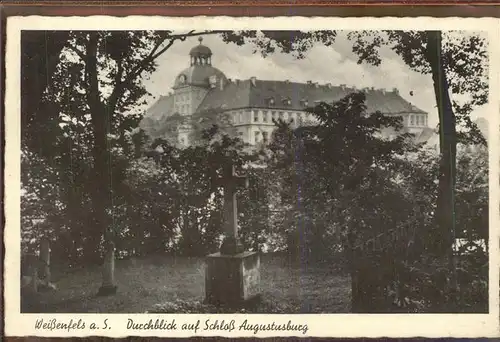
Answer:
top-left (172, 37), bottom-right (228, 145)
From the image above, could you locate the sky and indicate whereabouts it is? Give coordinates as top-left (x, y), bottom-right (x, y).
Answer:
top-left (143, 31), bottom-right (489, 129)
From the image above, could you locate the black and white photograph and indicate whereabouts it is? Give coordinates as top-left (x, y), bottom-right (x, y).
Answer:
top-left (5, 15), bottom-right (499, 338)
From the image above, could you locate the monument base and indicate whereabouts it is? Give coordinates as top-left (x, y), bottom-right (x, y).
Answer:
top-left (205, 251), bottom-right (261, 307)
top-left (97, 285), bottom-right (117, 296)
top-left (220, 236), bottom-right (244, 255)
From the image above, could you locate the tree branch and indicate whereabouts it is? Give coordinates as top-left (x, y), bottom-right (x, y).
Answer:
top-left (126, 30), bottom-right (226, 83)
top-left (84, 32), bottom-right (105, 130)
top-left (107, 57), bottom-right (125, 114)
top-left (67, 45), bottom-right (86, 62)
top-left (105, 30), bottom-right (226, 134)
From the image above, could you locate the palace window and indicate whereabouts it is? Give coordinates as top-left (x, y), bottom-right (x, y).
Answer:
top-left (254, 131), bottom-right (261, 143)
top-left (263, 111), bottom-right (268, 123)
top-left (239, 112), bottom-right (244, 123)
top-left (272, 111), bottom-right (277, 120)
top-left (262, 131), bottom-right (269, 144)
top-left (253, 110), bottom-right (259, 123)
top-left (410, 115), bottom-right (414, 126)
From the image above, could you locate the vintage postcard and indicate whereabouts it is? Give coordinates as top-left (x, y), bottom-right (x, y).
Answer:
top-left (4, 15), bottom-right (500, 338)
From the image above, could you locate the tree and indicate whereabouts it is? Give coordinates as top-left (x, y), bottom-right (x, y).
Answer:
top-left (348, 30), bottom-right (487, 257)
top-left (22, 31), bottom-right (70, 157)
top-left (223, 30), bottom-right (488, 258)
top-left (347, 31), bottom-right (487, 302)
top-left (21, 30), bottom-right (225, 293)
top-left (263, 93), bottom-right (418, 310)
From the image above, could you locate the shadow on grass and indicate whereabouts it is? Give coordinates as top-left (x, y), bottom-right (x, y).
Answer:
top-left (21, 254), bottom-right (351, 314)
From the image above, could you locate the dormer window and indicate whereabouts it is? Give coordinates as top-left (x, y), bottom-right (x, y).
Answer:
top-left (300, 98), bottom-right (309, 107)
top-left (267, 97), bottom-right (275, 106)
top-left (282, 97), bottom-right (292, 106)
top-left (209, 75), bottom-right (217, 88)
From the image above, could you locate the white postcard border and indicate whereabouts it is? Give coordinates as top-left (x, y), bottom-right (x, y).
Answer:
top-left (5, 15), bottom-right (500, 338)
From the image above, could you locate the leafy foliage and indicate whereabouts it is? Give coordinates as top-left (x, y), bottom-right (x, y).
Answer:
top-left (221, 30), bottom-right (337, 59)
top-left (347, 30), bottom-right (488, 145)
top-left (21, 30), bottom-right (487, 313)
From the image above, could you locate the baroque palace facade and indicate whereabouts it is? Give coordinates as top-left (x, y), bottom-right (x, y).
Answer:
top-left (140, 37), bottom-right (432, 146)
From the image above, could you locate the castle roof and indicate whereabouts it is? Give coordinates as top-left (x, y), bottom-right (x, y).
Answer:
top-left (174, 65), bottom-right (227, 88)
top-left (415, 127), bottom-right (438, 144)
top-left (141, 78), bottom-right (427, 137)
top-left (145, 94), bottom-right (174, 120)
top-left (196, 79), bottom-right (426, 115)
top-left (139, 95), bottom-right (174, 137)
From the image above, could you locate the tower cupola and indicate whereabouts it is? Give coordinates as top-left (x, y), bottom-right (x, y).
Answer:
top-left (190, 37), bottom-right (212, 66)
top-left (174, 36), bottom-right (227, 89)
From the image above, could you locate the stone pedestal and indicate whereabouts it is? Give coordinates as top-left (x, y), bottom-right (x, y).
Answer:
top-left (97, 243), bottom-right (117, 296)
top-left (205, 251), bottom-right (261, 306)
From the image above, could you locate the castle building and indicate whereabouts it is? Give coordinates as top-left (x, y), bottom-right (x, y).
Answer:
top-left (141, 37), bottom-right (429, 146)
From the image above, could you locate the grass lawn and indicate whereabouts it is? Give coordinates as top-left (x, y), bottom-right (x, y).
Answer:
top-left (22, 253), bottom-right (351, 313)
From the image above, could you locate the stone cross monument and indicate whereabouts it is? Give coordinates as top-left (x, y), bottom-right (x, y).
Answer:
top-left (219, 163), bottom-right (248, 255)
top-left (205, 162), bottom-right (261, 307)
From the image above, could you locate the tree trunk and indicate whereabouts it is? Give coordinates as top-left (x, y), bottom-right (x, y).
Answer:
top-left (346, 230), bottom-right (364, 312)
top-left (426, 31), bottom-right (457, 256)
top-left (85, 32), bottom-right (117, 292)
top-left (39, 238), bottom-right (51, 285)
top-left (426, 31), bottom-right (458, 300)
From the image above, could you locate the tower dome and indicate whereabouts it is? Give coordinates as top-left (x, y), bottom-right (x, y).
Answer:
top-left (173, 37), bottom-right (227, 89)
top-left (189, 37), bottom-right (213, 58)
